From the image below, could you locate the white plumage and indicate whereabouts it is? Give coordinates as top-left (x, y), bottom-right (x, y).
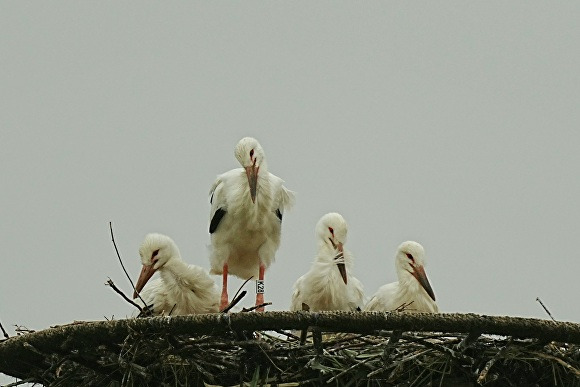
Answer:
top-left (209, 137), bottom-right (295, 310)
top-left (365, 241), bottom-right (438, 313)
top-left (290, 213), bottom-right (364, 312)
top-left (133, 233), bottom-right (220, 315)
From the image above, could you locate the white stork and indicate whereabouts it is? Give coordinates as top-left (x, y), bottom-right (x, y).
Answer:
top-left (365, 241), bottom-right (438, 313)
top-left (290, 213), bottom-right (364, 312)
top-left (209, 137), bottom-right (295, 311)
top-left (133, 233), bottom-right (220, 315)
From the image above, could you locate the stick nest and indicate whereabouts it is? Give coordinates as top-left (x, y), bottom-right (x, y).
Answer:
top-left (1, 312), bottom-right (579, 386)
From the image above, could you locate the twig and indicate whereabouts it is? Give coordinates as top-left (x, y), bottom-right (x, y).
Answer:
top-left (456, 330), bottom-right (481, 351)
top-left (109, 222), bottom-right (148, 308)
top-left (255, 342), bottom-right (285, 373)
top-left (300, 303), bottom-right (310, 345)
top-left (477, 343), bottom-right (509, 384)
top-left (312, 327), bottom-right (323, 355)
top-left (2, 377), bottom-right (36, 387)
top-left (328, 353), bottom-right (383, 383)
top-left (383, 330), bottom-right (402, 359)
top-left (0, 319), bottom-right (9, 339)
top-left (273, 329), bottom-right (301, 341)
top-left (242, 302), bottom-right (272, 313)
top-left (232, 276), bottom-right (253, 303)
top-left (13, 325), bottom-right (35, 335)
top-left (536, 297), bottom-right (556, 322)
top-left (395, 301), bottom-right (414, 312)
top-left (105, 278), bottom-right (146, 313)
top-left (221, 290), bottom-right (247, 313)
top-left (221, 276), bottom-right (253, 313)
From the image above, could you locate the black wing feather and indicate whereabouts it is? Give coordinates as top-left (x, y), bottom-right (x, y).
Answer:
top-left (209, 208), bottom-right (226, 233)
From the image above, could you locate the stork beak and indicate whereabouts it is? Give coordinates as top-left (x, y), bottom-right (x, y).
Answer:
top-left (133, 264), bottom-right (157, 299)
top-left (245, 164), bottom-right (259, 203)
top-left (411, 265), bottom-right (436, 301)
top-left (334, 242), bottom-right (348, 285)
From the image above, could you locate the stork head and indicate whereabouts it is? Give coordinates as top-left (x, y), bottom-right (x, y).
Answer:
top-left (395, 241), bottom-right (436, 301)
top-left (316, 212), bottom-right (348, 284)
top-left (133, 233), bottom-right (180, 299)
top-left (234, 137), bottom-right (266, 203)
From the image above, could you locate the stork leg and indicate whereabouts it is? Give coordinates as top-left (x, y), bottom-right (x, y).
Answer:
top-left (255, 263), bottom-right (266, 312)
top-left (220, 263), bottom-right (229, 311)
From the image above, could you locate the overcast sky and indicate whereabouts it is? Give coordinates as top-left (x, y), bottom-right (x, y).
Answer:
top-left (2, 1), bottom-right (580, 382)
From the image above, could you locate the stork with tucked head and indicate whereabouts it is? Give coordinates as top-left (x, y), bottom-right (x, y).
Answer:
top-left (290, 213), bottom-right (364, 312)
top-left (365, 241), bottom-right (438, 313)
top-left (209, 137), bottom-right (295, 311)
top-left (133, 233), bottom-right (220, 315)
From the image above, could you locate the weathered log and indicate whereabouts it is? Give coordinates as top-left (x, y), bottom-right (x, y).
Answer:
top-left (1, 311), bottom-right (579, 384)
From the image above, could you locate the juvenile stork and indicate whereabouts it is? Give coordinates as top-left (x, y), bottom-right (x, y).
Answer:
top-left (209, 137), bottom-right (295, 311)
top-left (365, 241), bottom-right (438, 313)
top-left (290, 213), bottom-right (364, 312)
top-left (133, 233), bottom-right (220, 315)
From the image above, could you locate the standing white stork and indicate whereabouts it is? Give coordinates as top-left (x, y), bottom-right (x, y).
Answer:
top-left (133, 233), bottom-right (220, 315)
top-left (365, 241), bottom-right (438, 313)
top-left (290, 213), bottom-right (364, 312)
top-left (209, 137), bottom-right (295, 311)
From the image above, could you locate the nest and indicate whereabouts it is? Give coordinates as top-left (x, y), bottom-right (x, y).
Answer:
top-left (0, 312), bottom-right (579, 386)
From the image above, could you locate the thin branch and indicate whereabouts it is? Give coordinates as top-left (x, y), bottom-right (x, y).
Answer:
top-left (221, 277), bottom-right (253, 313)
top-left (383, 330), bottom-right (402, 359)
top-left (242, 302), bottom-right (272, 313)
top-left (221, 290), bottom-right (247, 313)
top-left (13, 325), bottom-right (34, 335)
top-left (477, 343), bottom-right (509, 383)
top-left (300, 303), bottom-right (310, 345)
top-left (2, 377), bottom-right (36, 387)
top-left (273, 329), bottom-right (301, 341)
top-left (0, 319), bottom-right (9, 339)
top-left (536, 297), bottom-right (556, 322)
top-left (105, 278), bottom-right (143, 313)
top-left (108, 222), bottom-right (148, 308)
top-left (456, 330), bottom-right (481, 351)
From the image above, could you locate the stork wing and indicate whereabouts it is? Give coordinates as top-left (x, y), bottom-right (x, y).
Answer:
top-left (209, 208), bottom-right (226, 233)
top-left (289, 275), bottom-right (305, 311)
top-left (348, 276), bottom-right (366, 311)
top-left (209, 176), bottom-right (227, 234)
top-left (270, 174), bottom-right (295, 222)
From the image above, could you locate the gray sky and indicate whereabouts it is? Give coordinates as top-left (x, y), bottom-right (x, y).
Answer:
top-left (2, 2), bottom-right (580, 381)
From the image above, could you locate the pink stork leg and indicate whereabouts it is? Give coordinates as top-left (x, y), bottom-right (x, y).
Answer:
top-left (255, 262), bottom-right (266, 312)
top-left (220, 263), bottom-right (229, 311)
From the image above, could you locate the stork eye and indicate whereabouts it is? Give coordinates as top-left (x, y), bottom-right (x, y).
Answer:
top-left (152, 249), bottom-right (160, 258)
top-left (328, 227), bottom-right (334, 236)
top-left (405, 253), bottom-right (414, 261)
top-left (250, 149), bottom-right (254, 158)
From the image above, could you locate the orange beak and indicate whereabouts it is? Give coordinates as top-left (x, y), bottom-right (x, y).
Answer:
top-left (245, 163), bottom-right (259, 203)
top-left (133, 263), bottom-right (157, 299)
top-left (411, 265), bottom-right (436, 301)
top-left (334, 242), bottom-right (348, 285)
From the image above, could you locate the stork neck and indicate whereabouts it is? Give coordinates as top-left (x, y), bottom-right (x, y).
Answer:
top-left (159, 256), bottom-right (188, 281)
top-left (396, 268), bottom-right (421, 294)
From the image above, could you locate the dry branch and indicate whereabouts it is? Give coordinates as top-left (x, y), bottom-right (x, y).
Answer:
top-left (221, 276), bottom-right (253, 313)
top-left (0, 319), bottom-right (8, 339)
top-left (537, 296), bottom-right (557, 322)
top-left (108, 222), bottom-right (149, 309)
top-left (105, 278), bottom-right (144, 313)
